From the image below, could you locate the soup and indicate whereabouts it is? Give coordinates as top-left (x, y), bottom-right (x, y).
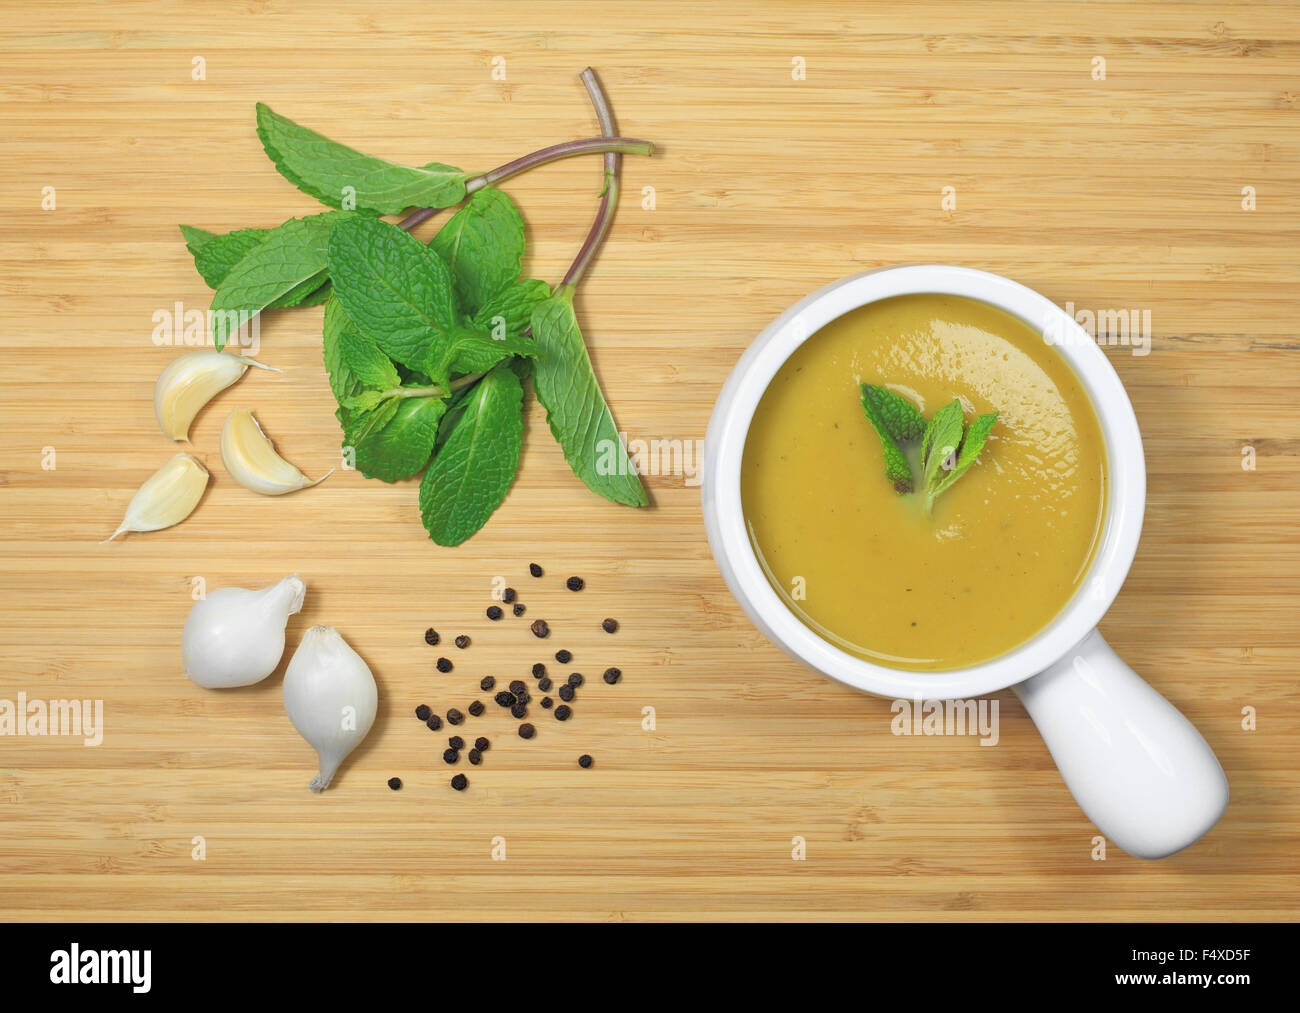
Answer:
top-left (741, 293), bottom-right (1105, 671)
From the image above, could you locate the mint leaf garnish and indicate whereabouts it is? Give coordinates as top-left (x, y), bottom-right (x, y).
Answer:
top-left (256, 103), bottom-right (470, 214)
top-left (859, 384), bottom-right (924, 493)
top-left (428, 187), bottom-right (526, 316)
top-left (348, 396), bottom-right (447, 483)
top-left (424, 327), bottom-right (537, 387)
top-left (531, 286), bottom-right (647, 508)
top-left (472, 278), bottom-right (550, 336)
top-left (926, 408), bottom-right (998, 512)
top-left (418, 364), bottom-right (524, 545)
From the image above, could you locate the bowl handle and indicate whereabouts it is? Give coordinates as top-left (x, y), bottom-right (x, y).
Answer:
top-left (1012, 628), bottom-right (1228, 859)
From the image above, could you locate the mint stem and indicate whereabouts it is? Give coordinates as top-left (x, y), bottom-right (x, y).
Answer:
top-left (562, 69), bottom-right (622, 288)
top-left (381, 371), bottom-right (486, 400)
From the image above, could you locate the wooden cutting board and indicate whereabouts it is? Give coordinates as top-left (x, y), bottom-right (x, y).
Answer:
top-left (1, 1), bottom-right (1296, 922)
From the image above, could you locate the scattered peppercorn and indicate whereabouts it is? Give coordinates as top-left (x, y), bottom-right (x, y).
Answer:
top-left (508, 680), bottom-right (526, 694)
top-left (502, 587), bottom-right (517, 604)
top-left (424, 628), bottom-right (440, 645)
top-left (495, 691), bottom-right (517, 708)
top-left (538, 676), bottom-right (552, 691)
top-left (468, 700), bottom-right (485, 717)
top-left (511, 702), bottom-right (527, 719)
top-left (480, 676), bottom-right (496, 691)
top-left (531, 662), bottom-right (546, 678)
top-left (530, 619), bottom-right (549, 638)
top-left (455, 635), bottom-right (471, 649)
top-left (558, 684), bottom-right (575, 703)
top-left (566, 576), bottom-right (584, 591)
top-left (555, 704), bottom-right (572, 721)
top-left (468, 749), bottom-right (482, 765)
top-left (529, 563), bottom-right (543, 577)
top-left (388, 776), bottom-right (404, 789)
top-left (602, 618), bottom-right (618, 634)
top-left (451, 773), bottom-right (467, 791)
top-left (555, 649), bottom-right (572, 664)
top-left (568, 672), bottom-right (584, 687)
top-left (447, 708), bottom-right (464, 725)
top-left (513, 603), bottom-right (526, 617)
top-left (486, 605), bottom-right (503, 621)
top-left (519, 723), bottom-right (535, 739)
top-left (541, 697), bottom-right (554, 709)
top-left (448, 735), bottom-right (465, 750)
top-left (415, 704), bottom-right (432, 721)
top-left (578, 755), bottom-right (593, 769)
top-left (603, 667), bottom-right (622, 684)
top-left (475, 737), bottom-right (490, 752)
top-left (515, 690), bottom-right (531, 706)
top-left (426, 714), bottom-right (443, 731)
top-left (436, 657), bottom-right (453, 673)
top-left (443, 748), bottom-right (459, 764)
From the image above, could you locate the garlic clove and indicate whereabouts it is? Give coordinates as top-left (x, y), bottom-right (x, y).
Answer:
top-left (154, 349), bottom-right (281, 442)
top-left (103, 452), bottom-right (209, 542)
top-left (182, 575), bottom-right (306, 688)
top-left (220, 408), bottom-right (333, 496)
top-left (282, 625), bottom-right (378, 792)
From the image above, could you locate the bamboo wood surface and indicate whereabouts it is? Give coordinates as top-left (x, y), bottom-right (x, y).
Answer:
top-left (1, 1), bottom-right (1297, 922)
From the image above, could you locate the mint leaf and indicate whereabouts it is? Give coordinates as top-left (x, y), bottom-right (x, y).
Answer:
top-left (181, 224), bottom-right (267, 289)
top-left (920, 399), bottom-right (966, 494)
top-left (418, 364), bottom-right (524, 545)
top-left (531, 287), bottom-right (647, 508)
top-left (256, 103), bottom-right (470, 214)
top-left (859, 384), bottom-right (915, 493)
top-left (861, 384), bottom-right (927, 442)
top-left (327, 215), bottom-right (456, 370)
top-left (322, 293), bottom-right (362, 402)
top-left (347, 396), bottom-right (446, 483)
top-left (429, 187), bottom-right (526, 315)
top-left (209, 212), bottom-right (351, 349)
top-left (472, 278), bottom-right (550, 336)
top-left (927, 410), bottom-right (998, 510)
top-left (424, 326), bottom-right (537, 386)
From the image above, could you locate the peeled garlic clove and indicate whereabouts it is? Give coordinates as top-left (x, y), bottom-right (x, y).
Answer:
top-left (182, 575), bottom-right (306, 688)
top-left (283, 625), bottom-right (378, 792)
top-left (155, 349), bottom-right (280, 441)
top-left (220, 408), bottom-right (333, 496)
top-left (103, 452), bottom-right (209, 542)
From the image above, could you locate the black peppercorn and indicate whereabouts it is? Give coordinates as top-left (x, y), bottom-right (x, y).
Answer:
top-left (468, 749), bottom-right (482, 765)
top-left (515, 690), bottom-right (531, 705)
top-left (566, 576), bottom-right (584, 591)
top-left (558, 684), bottom-right (575, 702)
top-left (426, 714), bottom-right (443, 731)
top-left (510, 702), bottom-right (527, 719)
top-left (603, 667), bottom-right (621, 684)
top-left (509, 680), bottom-right (526, 694)
top-left (518, 723), bottom-right (535, 739)
top-left (529, 563), bottom-right (543, 577)
top-left (451, 773), bottom-right (467, 791)
top-left (415, 704), bottom-right (432, 721)
top-left (480, 676), bottom-right (496, 691)
top-left (436, 657), bottom-right (453, 673)
top-left (555, 649), bottom-right (572, 664)
top-left (448, 735), bottom-right (465, 750)
top-left (388, 776), bottom-right (403, 789)
top-left (474, 737), bottom-right (489, 752)
top-left (443, 748), bottom-right (459, 764)
top-left (568, 672), bottom-right (584, 687)
top-left (424, 628), bottom-right (440, 645)
top-left (455, 634), bottom-right (471, 649)
top-left (538, 677), bottom-right (552, 691)
top-left (530, 619), bottom-right (549, 639)
top-left (602, 618), bottom-right (618, 634)
top-left (541, 697), bottom-right (553, 709)
top-left (447, 708), bottom-right (464, 725)
top-left (555, 704), bottom-right (572, 721)
top-left (513, 603), bottom-right (525, 617)
top-left (531, 662), bottom-right (546, 678)
top-left (494, 691), bottom-right (516, 708)
top-left (468, 700), bottom-right (485, 717)
top-left (578, 755), bottom-right (593, 769)
top-left (502, 587), bottom-right (516, 604)
top-left (486, 605), bottom-right (503, 621)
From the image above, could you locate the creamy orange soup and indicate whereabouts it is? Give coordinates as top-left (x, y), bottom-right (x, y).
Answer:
top-left (741, 293), bottom-right (1105, 671)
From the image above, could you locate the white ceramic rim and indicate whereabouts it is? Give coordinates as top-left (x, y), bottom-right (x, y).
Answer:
top-left (705, 264), bottom-right (1146, 700)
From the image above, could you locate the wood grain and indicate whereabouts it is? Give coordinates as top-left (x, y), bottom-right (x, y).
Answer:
top-left (1, 0), bottom-right (1297, 921)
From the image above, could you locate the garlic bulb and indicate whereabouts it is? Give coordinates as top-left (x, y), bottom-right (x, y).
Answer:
top-left (103, 452), bottom-right (209, 542)
top-left (155, 350), bottom-right (280, 441)
top-left (221, 409), bottom-right (333, 495)
top-left (182, 575), bottom-right (306, 688)
top-left (283, 625), bottom-right (378, 792)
